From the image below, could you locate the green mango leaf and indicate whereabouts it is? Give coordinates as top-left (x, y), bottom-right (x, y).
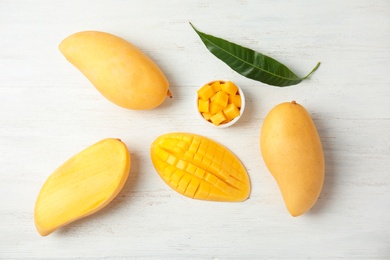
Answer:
top-left (190, 23), bottom-right (320, 87)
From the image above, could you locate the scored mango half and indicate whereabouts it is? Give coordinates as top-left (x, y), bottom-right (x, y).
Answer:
top-left (150, 133), bottom-right (250, 202)
top-left (34, 138), bottom-right (130, 236)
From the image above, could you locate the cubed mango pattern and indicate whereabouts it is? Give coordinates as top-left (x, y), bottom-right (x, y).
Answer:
top-left (150, 133), bottom-right (250, 202)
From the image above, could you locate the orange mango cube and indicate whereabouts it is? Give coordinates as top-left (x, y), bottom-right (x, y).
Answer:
top-left (202, 112), bottom-right (213, 120)
top-left (228, 94), bottom-right (242, 108)
top-left (197, 84), bottom-right (214, 100)
top-left (198, 99), bottom-right (209, 113)
top-left (222, 81), bottom-right (238, 95)
top-left (223, 103), bottom-right (240, 121)
top-left (213, 91), bottom-right (229, 108)
top-left (210, 111), bottom-right (227, 126)
top-left (211, 81), bottom-right (221, 92)
top-left (209, 101), bottom-right (223, 114)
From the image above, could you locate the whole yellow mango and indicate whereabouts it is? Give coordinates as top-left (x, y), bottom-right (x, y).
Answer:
top-left (34, 138), bottom-right (130, 236)
top-left (260, 101), bottom-right (324, 216)
top-left (59, 31), bottom-right (170, 110)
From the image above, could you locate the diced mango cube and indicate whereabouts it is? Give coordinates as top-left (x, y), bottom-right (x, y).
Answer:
top-left (198, 99), bottom-right (209, 113)
top-left (234, 95), bottom-right (242, 108)
top-left (202, 112), bottom-right (213, 121)
top-left (211, 81), bottom-right (221, 92)
top-left (222, 81), bottom-right (238, 95)
top-left (223, 103), bottom-right (240, 121)
top-left (209, 101), bottom-right (223, 114)
top-left (219, 83), bottom-right (225, 92)
top-left (197, 84), bottom-right (214, 100)
top-left (228, 94), bottom-right (233, 104)
top-left (210, 92), bottom-right (216, 102)
top-left (221, 118), bottom-right (231, 125)
top-left (210, 111), bottom-right (227, 126)
top-left (213, 91), bottom-right (228, 108)
top-left (228, 94), bottom-right (241, 108)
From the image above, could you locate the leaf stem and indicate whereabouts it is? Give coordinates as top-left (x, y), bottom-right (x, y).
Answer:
top-left (302, 62), bottom-right (321, 79)
top-left (190, 22), bottom-right (321, 86)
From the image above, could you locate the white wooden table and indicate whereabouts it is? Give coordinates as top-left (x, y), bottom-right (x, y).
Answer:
top-left (1, 0), bottom-right (389, 259)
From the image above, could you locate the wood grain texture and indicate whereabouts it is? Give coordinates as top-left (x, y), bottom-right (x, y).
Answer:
top-left (1, 0), bottom-right (389, 258)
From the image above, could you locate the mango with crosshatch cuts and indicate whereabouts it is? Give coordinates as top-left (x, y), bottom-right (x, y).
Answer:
top-left (150, 133), bottom-right (250, 202)
top-left (59, 31), bottom-right (171, 110)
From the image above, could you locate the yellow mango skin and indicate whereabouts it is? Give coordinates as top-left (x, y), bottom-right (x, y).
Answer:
top-left (150, 133), bottom-right (250, 202)
top-left (59, 31), bottom-right (170, 110)
top-left (34, 138), bottom-right (130, 236)
top-left (260, 101), bottom-right (324, 216)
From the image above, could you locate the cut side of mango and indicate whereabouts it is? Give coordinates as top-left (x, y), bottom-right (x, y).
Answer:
top-left (150, 133), bottom-right (250, 202)
top-left (34, 138), bottom-right (130, 236)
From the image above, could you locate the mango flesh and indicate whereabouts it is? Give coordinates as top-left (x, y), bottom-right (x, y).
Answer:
top-left (197, 80), bottom-right (242, 126)
top-left (34, 138), bottom-right (130, 236)
top-left (59, 31), bottom-right (170, 110)
top-left (260, 101), bottom-right (324, 216)
top-left (150, 133), bottom-right (250, 202)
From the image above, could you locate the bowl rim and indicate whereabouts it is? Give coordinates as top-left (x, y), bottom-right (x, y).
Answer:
top-left (195, 79), bottom-right (245, 128)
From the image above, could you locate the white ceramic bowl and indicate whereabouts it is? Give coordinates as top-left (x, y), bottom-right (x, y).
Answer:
top-left (195, 80), bottom-right (245, 128)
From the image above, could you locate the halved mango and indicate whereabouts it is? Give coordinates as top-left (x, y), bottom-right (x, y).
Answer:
top-left (150, 133), bottom-right (250, 202)
top-left (34, 138), bottom-right (130, 236)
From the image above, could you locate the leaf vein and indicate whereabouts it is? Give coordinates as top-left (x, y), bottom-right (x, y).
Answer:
top-left (190, 23), bottom-right (320, 87)
top-left (198, 34), bottom-right (299, 82)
